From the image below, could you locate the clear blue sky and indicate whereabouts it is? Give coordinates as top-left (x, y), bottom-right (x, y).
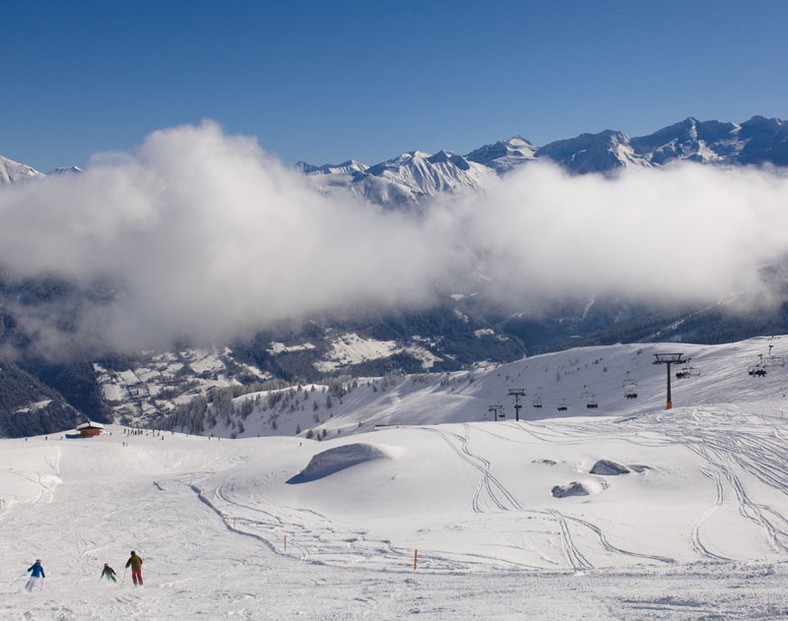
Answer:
top-left (2, 0), bottom-right (787, 172)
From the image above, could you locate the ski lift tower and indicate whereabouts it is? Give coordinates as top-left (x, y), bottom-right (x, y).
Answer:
top-left (653, 353), bottom-right (685, 410)
top-left (488, 404), bottom-right (505, 421)
top-left (508, 388), bottom-right (526, 422)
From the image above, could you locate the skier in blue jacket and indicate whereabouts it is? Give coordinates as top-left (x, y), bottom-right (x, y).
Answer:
top-left (25, 559), bottom-right (45, 591)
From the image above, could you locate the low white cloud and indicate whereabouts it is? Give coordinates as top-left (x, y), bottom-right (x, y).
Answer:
top-left (436, 162), bottom-right (788, 311)
top-left (1, 121), bottom-right (787, 358)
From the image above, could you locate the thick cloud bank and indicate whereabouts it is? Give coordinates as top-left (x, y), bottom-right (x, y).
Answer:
top-left (446, 161), bottom-right (788, 310)
top-left (1, 121), bottom-right (787, 357)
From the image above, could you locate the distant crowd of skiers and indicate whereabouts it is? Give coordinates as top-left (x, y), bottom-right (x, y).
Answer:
top-left (23, 551), bottom-right (143, 592)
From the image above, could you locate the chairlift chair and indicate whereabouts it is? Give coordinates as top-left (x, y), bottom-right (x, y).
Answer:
top-left (556, 400), bottom-right (568, 412)
top-left (748, 364), bottom-right (767, 377)
top-left (676, 359), bottom-right (700, 379)
top-left (586, 395), bottom-right (599, 410)
top-left (532, 396), bottom-right (543, 409)
top-left (623, 375), bottom-right (638, 399)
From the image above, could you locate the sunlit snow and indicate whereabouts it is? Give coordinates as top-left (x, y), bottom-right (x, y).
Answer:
top-left (2, 338), bottom-right (787, 619)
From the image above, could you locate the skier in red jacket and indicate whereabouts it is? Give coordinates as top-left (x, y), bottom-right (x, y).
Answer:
top-left (125, 551), bottom-right (143, 585)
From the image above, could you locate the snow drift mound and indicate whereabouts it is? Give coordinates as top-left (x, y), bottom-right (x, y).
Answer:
top-left (551, 478), bottom-right (609, 498)
top-left (590, 459), bottom-right (631, 475)
top-left (287, 443), bottom-right (391, 484)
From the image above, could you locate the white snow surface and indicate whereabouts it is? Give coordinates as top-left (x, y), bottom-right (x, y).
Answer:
top-left (2, 337), bottom-right (788, 619)
top-left (0, 155), bottom-right (46, 184)
top-left (314, 332), bottom-right (442, 372)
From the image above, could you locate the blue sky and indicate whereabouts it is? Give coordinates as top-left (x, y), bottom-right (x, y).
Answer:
top-left (2, 0), bottom-right (787, 172)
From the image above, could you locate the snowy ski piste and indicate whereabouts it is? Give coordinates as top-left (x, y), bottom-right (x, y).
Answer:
top-left (1, 338), bottom-right (787, 620)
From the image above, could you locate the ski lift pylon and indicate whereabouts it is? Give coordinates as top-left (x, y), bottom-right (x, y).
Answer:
top-left (763, 344), bottom-right (785, 368)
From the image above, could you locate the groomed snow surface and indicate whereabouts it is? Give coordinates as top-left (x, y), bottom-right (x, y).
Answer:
top-left (2, 338), bottom-right (788, 620)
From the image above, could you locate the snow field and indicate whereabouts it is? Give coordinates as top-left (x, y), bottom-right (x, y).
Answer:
top-left (1, 338), bottom-right (788, 619)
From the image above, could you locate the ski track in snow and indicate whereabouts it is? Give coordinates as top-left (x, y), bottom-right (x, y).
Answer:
top-left (424, 410), bottom-right (788, 570)
top-left (691, 467), bottom-right (731, 561)
top-left (423, 425), bottom-right (523, 513)
top-left (595, 409), bottom-right (788, 562)
top-left (483, 408), bottom-right (788, 569)
top-left (423, 423), bottom-right (681, 571)
top-left (624, 411), bottom-right (788, 556)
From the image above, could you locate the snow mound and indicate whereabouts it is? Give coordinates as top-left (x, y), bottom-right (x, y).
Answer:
top-left (551, 478), bottom-right (609, 498)
top-left (287, 443), bottom-right (391, 484)
top-left (590, 459), bottom-right (631, 475)
top-left (552, 482), bottom-right (589, 498)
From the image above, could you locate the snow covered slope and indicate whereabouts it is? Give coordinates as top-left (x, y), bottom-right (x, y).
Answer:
top-left (0, 155), bottom-right (45, 184)
top-left (465, 135), bottom-right (537, 172)
top-left (164, 335), bottom-right (788, 442)
top-left (303, 150), bottom-right (494, 208)
top-left (1, 338), bottom-right (786, 619)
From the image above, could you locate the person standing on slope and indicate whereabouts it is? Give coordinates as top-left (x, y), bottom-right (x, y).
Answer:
top-left (25, 559), bottom-right (45, 592)
top-left (125, 551), bottom-right (143, 586)
top-left (101, 563), bottom-right (118, 583)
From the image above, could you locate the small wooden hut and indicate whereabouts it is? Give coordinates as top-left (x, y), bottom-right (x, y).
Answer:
top-left (75, 421), bottom-right (104, 437)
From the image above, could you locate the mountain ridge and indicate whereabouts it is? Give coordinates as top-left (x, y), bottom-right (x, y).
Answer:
top-left (297, 115), bottom-right (788, 206)
top-left (3, 116), bottom-right (786, 207)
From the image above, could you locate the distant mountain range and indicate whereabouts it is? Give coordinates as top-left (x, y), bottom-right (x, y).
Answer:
top-left (296, 115), bottom-right (788, 207)
top-left (0, 155), bottom-right (82, 184)
top-left (3, 116), bottom-right (786, 208)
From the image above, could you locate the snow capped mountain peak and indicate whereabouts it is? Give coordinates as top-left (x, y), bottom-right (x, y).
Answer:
top-left (49, 165), bottom-right (84, 175)
top-left (344, 148), bottom-right (494, 208)
top-left (535, 129), bottom-right (636, 174)
top-left (0, 154), bottom-right (46, 184)
top-left (466, 136), bottom-right (537, 173)
top-left (295, 160), bottom-right (368, 176)
top-left (427, 149), bottom-right (454, 163)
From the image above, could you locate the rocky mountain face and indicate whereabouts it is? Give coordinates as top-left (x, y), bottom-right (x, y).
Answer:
top-left (0, 356), bottom-right (82, 437)
top-left (1, 274), bottom-right (529, 428)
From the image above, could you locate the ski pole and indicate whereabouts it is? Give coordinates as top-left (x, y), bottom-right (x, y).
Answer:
top-left (10, 572), bottom-right (27, 585)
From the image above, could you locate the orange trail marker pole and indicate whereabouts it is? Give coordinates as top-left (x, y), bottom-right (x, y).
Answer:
top-left (413, 549), bottom-right (418, 571)
top-left (284, 534), bottom-right (288, 552)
